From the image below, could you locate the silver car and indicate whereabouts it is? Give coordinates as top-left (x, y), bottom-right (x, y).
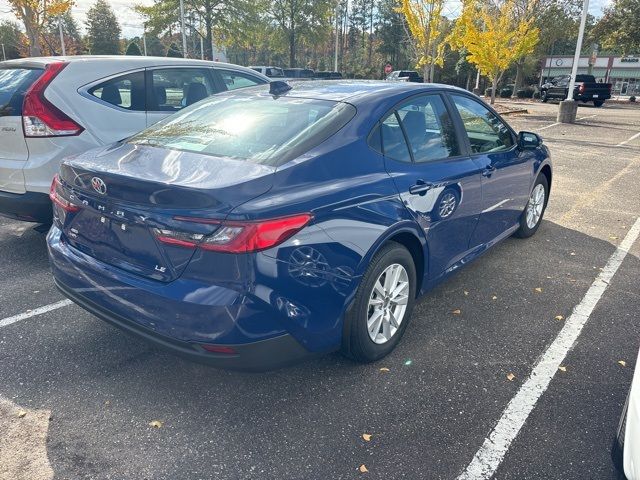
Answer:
top-left (0, 56), bottom-right (268, 223)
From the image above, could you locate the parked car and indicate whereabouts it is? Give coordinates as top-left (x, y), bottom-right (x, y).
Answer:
top-left (314, 71), bottom-right (343, 80)
top-left (283, 68), bottom-right (315, 79)
top-left (249, 66), bottom-right (285, 78)
top-left (613, 347), bottom-right (640, 479)
top-left (47, 81), bottom-right (551, 370)
top-left (386, 70), bottom-right (424, 83)
top-left (540, 74), bottom-right (612, 107)
top-left (0, 56), bottom-right (269, 223)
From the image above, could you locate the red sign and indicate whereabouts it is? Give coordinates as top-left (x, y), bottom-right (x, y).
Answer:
top-left (384, 63), bottom-right (393, 75)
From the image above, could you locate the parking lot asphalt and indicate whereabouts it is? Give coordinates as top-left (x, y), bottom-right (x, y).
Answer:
top-left (0, 100), bottom-right (639, 480)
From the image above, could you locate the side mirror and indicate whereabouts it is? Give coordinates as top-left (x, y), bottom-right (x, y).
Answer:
top-left (518, 131), bottom-right (542, 150)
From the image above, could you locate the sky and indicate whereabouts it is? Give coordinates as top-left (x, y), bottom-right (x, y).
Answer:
top-left (0, 0), bottom-right (612, 40)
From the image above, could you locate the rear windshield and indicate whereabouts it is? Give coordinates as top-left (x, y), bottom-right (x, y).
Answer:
top-left (0, 68), bottom-right (44, 117)
top-left (129, 94), bottom-right (356, 166)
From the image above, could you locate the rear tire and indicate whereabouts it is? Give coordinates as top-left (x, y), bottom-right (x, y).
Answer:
top-left (514, 174), bottom-right (549, 238)
top-left (594, 100), bottom-right (604, 107)
top-left (541, 90), bottom-right (549, 103)
top-left (342, 242), bottom-right (416, 362)
top-left (611, 391), bottom-right (629, 476)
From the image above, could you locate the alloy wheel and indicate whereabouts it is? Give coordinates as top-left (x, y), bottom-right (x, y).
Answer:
top-left (526, 184), bottom-right (545, 229)
top-left (367, 263), bottom-right (410, 344)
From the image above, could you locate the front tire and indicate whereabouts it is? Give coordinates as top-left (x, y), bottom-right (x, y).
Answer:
top-left (541, 90), bottom-right (549, 103)
top-left (514, 174), bottom-right (549, 238)
top-left (343, 242), bottom-right (417, 362)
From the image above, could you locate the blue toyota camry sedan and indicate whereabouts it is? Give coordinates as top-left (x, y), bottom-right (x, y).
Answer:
top-left (47, 81), bottom-right (551, 370)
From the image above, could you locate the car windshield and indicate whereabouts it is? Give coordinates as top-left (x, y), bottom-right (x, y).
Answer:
top-left (129, 94), bottom-right (356, 166)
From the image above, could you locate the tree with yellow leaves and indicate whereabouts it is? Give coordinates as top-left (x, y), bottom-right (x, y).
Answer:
top-left (397, 0), bottom-right (446, 83)
top-left (448, 0), bottom-right (539, 104)
top-left (9, 0), bottom-right (72, 56)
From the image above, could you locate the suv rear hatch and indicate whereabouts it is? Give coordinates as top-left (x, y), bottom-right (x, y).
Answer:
top-left (56, 142), bottom-right (275, 282)
top-left (0, 65), bottom-right (44, 193)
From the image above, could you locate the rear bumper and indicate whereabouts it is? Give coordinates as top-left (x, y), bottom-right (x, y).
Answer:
top-left (47, 226), bottom-right (317, 371)
top-left (55, 278), bottom-right (313, 371)
top-left (0, 190), bottom-right (52, 223)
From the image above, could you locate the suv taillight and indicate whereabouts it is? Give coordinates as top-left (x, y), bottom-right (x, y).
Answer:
top-left (22, 62), bottom-right (83, 138)
top-left (154, 214), bottom-right (313, 253)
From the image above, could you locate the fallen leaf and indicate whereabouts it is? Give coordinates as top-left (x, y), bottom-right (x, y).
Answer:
top-left (534, 287), bottom-right (543, 293)
top-left (359, 464), bottom-right (369, 473)
top-left (464, 290), bottom-right (469, 296)
top-left (506, 373), bottom-right (516, 381)
top-left (149, 420), bottom-right (163, 428)
top-left (452, 309), bottom-right (461, 315)
top-left (546, 276), bottom-right (552, 279)
top-left (570, 252), bottom-right (576, 256)
top-left (558, 366), bottom-right (567, 372)
top-left (555, 315), bottom-right (564, 321)
top-left (17, 410), bottom-right (27, 418)
top-left (379, 367), bottom-right (390, 372)
top-left (492, 295), bottom-right (498, 300)
top-left (610, 236), bottom-right (618, 240)
top-left (618, 360), bottom-right (626, 367)
top-left (362, 433), bottom-right (372, 442)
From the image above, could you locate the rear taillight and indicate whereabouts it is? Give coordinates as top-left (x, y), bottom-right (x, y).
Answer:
top-left (49, 174), bottom-right (80, 212)
top-left (23, 62), bottom-right (84, 137)
top-left (200, 344), bottom-right (237, 355)
top-left (154, 214), bottom-right (312, 253)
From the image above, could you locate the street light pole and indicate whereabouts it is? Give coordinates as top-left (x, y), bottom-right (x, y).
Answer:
top-left (334, 1), bottom-right (339, 72)
top-left (179, 0), bottom-right (187, 58)
top-left (1, 43), bottom-right (6, 62)
top-left (558, 0), bottom-right (589, 122)
top-left (58, 16), bottom-right (66, 56)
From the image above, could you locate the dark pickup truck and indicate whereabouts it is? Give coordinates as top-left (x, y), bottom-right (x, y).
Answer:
top-left (540, 74), bottom-right (612, 107)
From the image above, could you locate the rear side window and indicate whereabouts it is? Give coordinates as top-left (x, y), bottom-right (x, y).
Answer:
top-left (129, 95), bottom-right (356, 166)
top-left (218, 69), bottom-right (265, 91)
top-left (149, 68), bottom-right (217, 111)
top-left (380, 113), bottom-right (412, 163)
top-left (88, 71), bottom-right (146, 111)
top-left (0, 68), bottom-right (43, 117)
top-left (450, 94), bottom-right (514, 154)
top-left (396, 95), bottom-right (460, 162)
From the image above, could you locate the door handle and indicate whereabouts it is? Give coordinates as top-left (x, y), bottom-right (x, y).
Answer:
top-left (482, 165), bottom-right (496, 177)
top-left (409, 180), bottom-right (433, 196)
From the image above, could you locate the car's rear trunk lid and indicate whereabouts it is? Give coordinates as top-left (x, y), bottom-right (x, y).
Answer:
top-left (57, 142), bottom-right (275, 281)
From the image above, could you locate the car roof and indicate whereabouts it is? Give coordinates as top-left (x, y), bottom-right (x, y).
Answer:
top-left (1, 56), bottom-right (266, 75)
top-left (243, 80), bottom-right (470, 104)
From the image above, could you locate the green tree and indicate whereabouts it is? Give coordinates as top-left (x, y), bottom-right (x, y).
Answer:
top-left (268, 0), bottom-right (333, 67)
top-left (86, 0), bottom-right (122, 54)
top-left (126, 41), bottom-right (143, 55)
top-left (0, 21), bottom-right (23, 59)
top-left (377, 0), bottom-right (411, 72)
top-left (593, 0), bottom-right (640, 54)
top-left (166, 41), bottom-right (182, 57)
top-left (45, 11), bottom-right (83, 55)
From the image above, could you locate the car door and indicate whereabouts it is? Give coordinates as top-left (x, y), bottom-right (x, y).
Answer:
top-left (145, 67), bottom-right (221, 127)
top-left (374, 92), bottom-right (484, 278)
top-left (448, 93), bottom-right (532, 248)
top-left (83, 70), bottom-right (147, 143)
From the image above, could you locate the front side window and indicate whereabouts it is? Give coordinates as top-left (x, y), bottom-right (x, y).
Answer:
top-left (89, 71), bottom-right (145, 111)
top-left (218, 69), bottom-right (265, 91)
top-left (149, 68), bottom-right (217, 112)
top-left (396, 95), bottom-right (460, 162)
top-left (129, 95), bottom-right (355, 166)
top-left (450, 94), bottom-right (514, 154)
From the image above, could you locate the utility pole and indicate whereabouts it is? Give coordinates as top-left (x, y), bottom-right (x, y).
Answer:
top-left (58, 16), bottom-right (66, 56)
top-left (334, 1), bottom-right (339, 72)
top-left (1, 43), bottom-right (6, 62)
top-left (142, 34), bottom-right (147, 56)
top-left (179, 0), bottom-right (187, 58)
top-left (558, 0), bottom-right (589, 122)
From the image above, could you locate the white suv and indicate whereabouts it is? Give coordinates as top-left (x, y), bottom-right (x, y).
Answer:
top-left (0, 56), bottom-right (268, 223)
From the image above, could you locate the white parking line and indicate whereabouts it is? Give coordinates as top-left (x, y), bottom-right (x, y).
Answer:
top-left (457, 215), bottom-right (640, 480)
top-left (0, 300), bottom-right (73, 328)
top-left (617, 131), bottom-right (640, 147)
top-left (535, 114), bottom-right (597, 132)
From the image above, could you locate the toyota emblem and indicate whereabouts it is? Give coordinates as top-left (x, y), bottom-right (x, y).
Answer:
top-left (91, 176), bottom-right (107, 195)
